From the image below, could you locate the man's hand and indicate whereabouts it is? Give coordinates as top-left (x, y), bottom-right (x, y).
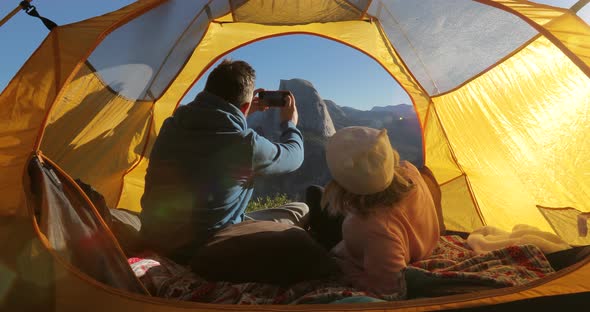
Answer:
top-left (280, 92), bottom-right (298, 126)
top-left (249, 88), bottom-right (269, 114)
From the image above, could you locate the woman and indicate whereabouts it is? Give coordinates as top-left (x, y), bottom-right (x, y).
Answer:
top-left (310, 126), bottom-right (443, 296)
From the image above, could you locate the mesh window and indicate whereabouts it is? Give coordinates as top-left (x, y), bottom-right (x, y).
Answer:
top-left (87, 0), bottom-right (231, 101)
top-left (578, 3), bottom-right (590, 25)
top-left (538, 206), bottom-right (590, 246)
top-left (367, 0), bottom-right (538, 95)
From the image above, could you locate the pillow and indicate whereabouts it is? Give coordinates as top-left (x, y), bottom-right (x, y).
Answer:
top-left (190, 220), bottom-right (341, 286)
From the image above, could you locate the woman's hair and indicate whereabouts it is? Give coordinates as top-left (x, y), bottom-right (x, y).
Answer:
top-left (321, 149), bottom-right (414, 217)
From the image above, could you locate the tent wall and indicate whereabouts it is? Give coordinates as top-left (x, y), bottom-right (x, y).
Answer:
top-left (0, 217), bottom-right (56, 311)
top-left (2, 0), bottom-right (590, 311)
top-left (432, 35), bottom-right (590, 233)
top-left (0, 0), bottom-right (164, 217)
top-left (0, 32), bottom-right (58, 217)
top-left (40, 64), bottom-right (153, 209)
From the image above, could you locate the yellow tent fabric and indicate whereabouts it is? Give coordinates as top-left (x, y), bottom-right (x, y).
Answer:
top-left (1, 0), bottom-right (590, 310)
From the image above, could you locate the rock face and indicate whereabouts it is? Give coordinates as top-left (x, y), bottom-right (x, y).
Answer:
top-left (248, 79), bottom-right (422, 203)
top-left (280, 79), bottom-right (336, 137)
top-left (324, 100), bottom-right (349, 130)
top-left (248, 79), bottom-right (335, 141)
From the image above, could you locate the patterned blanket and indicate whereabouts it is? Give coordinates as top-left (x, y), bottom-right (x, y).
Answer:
top-left (129, 235), bottom-right (555, 304)
top-left (405, 236), bottom-right (556, 298)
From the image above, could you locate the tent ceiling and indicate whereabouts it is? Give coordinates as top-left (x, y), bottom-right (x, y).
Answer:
top-left (86, 0), bottom-right (544, 101)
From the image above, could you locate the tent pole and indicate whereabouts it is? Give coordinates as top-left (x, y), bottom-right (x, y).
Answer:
top-left (571, 0), bottom-right (589, 13)
top-left (0, 0), bottom-right (31, 28)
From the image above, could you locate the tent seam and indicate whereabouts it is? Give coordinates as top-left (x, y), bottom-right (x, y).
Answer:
top-left (373, 20), bottom-right (430, 108)
top-left (439, 173), bottom-right (465, 187)
top-left (360, 0), bottom-right (373, 20)
top-left (32, 31), bottom-right (62, 150)
top-left (340, 0), bottom-right (364, 17)
top-left (422, 100), bottom-right (432, 166)
top-left (432, 104), bottom-right (486, 226)
top-left (432, 33), bottom-right (542, 98)
top-left (142, 0), bottom-right (214, 100)
top-left (373, 19), bottom-right (429, 165)
top-left (152, 13), bottom-right (214, 103)
top-left (113, 106), bottom-right (154, 210)
top-left (52, 29), bottom-right (61, 97)
top-left (229, 0), bottom-right (236, 22)
top-left (378, 2), bottom-right (440, 94)
top-left (571, 0), bottom-right (590, 13)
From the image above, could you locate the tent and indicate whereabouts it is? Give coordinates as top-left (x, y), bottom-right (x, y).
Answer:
top-left (1, 0), bottom-right (589, 310)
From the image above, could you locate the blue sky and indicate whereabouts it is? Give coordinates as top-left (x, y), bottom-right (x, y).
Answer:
top-left (186, 35), bottom-right (409, 109)
top-left (0, 0), bottom-right (410, 111)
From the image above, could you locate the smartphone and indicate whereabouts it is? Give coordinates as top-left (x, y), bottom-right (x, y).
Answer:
top-left (258, 90), bottom-right (290, 107)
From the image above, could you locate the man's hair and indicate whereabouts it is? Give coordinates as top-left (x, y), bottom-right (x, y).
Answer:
top-left (204, 59), bottom-right (256, 107)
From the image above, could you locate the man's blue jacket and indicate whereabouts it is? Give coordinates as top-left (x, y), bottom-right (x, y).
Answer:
top-left (139, 91), bottom-right (304, 261)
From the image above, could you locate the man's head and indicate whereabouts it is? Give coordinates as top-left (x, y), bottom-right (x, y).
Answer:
top-left (204, 59), bottom-right (256, 112)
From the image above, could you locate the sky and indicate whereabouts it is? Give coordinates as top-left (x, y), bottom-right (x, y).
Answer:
top-left (0, 0), bottom-right (410, 111)
top-left (1, 1), bottom-right (587, 110)
top-left (186, 35), bottom-right (409, 108)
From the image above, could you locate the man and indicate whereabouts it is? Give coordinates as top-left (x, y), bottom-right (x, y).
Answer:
top-left (140, 59), bottom-right (307, 263)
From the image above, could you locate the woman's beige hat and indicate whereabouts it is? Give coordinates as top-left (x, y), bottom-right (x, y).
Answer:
top-left (325, 126), bottom-right (394, 195)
